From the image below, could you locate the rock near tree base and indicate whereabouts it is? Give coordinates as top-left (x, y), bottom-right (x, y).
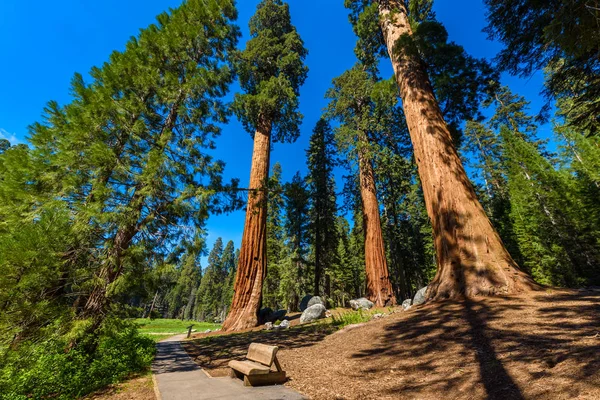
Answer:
top-left (300, 304), bottom-right (327, 324)
top-left (349, 298), bottom-right (374, 311)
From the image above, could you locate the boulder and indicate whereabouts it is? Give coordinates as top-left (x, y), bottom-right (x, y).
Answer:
top-left (277, 320), bottom-right (290, 329)
top-left (349, 297), bottom-right (374, 311)
top-left (265, 322), bottom-right (274, 330)
top-left (402, 299), bottom-right (412, 310)
top-left (299, 295), bottom-right (326, 312)
top-left (413, 286), bottom-right (428, 306)
top-left (300, 304), bottom-right (327, 324)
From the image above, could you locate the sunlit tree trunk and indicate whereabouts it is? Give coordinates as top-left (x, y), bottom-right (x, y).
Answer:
top-left (357, 141), bottom-right (396, 306)
top-left (377, 0), bottom-right (538, 299)
top-left (222, 119), bottom-right (271, 331)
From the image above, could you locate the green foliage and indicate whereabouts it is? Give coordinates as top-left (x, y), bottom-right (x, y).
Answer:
top-left (196, 238), bottom-right (232, 322)
top-left (232, 0), bottom-right (308, 141)
top-left (0, 319), bottom-right (154, 400)
top-left (0, 2), bottom-right (240, 397)
top-left (463, 86), bottom-right (600, 286)
top-left (484, 0), bottom-right (600, 135)
top-left (331, 309), bottom-right (374, 328)
top-left (306, 119), bottom-right (339, 296)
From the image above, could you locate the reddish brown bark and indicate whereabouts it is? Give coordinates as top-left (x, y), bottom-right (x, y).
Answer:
top-left (222, 120), bottom-right (271, 331)
top-left (357, 141), bottom-right (396, 307)
top-left (377, 0), bottom-right (538, 299)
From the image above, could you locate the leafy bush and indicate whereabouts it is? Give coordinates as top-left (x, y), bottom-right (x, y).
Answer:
top-left (0, 318), bottom-right (155, 400)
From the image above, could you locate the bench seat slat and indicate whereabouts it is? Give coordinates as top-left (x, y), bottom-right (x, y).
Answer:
top-left (228, 360), bottom-right (271, 376)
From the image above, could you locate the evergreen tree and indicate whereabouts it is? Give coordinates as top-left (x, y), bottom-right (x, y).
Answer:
top-left (263, 163), bottom-right (285, 309)
top-left (306, 119), bottom-right (339, 297)
top-left (282, 172), bottom-right (310, 310)
top-left (484, 0), bottom-right (600, 135)
top-left (224, 0), bottom-right (308, 331)
top-left (345, 0), bottom-right (537, 299)
top-left (326, 66), bottom-right (397, 306)
top-left (196, 238), bottom-right (226, 321)
top-left (15, 0), bottom-right (240, 336)
top-left (220, 240), bottom-right (237, 316)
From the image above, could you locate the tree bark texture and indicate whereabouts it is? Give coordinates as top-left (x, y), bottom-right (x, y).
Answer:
top-left (357, 142), bottom-right (396, 306)
top-left (377, 0), bottom-right (538, 299)
top-left (222, 120), bottom-right (271, 331)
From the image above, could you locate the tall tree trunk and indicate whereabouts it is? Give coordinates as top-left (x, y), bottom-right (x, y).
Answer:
top-left (357, 141), bottom-right (396, 306)
top-left (222, 119), bottom-right (271, 331)
top-left (377, 0), bottom-right (538, 299)
top-left (314, 221), bottom-right (321, 295)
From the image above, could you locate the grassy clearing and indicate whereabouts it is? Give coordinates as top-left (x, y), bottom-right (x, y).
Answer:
top-left (135, 318), bottom-right (221, 340)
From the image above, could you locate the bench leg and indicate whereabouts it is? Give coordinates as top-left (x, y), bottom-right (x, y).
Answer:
top-left (230, 368), bottom-right (244, 380)
top-left (243, 371), bottom-right (287, 387)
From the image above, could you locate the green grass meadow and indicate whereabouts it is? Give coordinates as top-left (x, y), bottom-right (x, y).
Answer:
top-left (135, 319), bottom-right (221, 341)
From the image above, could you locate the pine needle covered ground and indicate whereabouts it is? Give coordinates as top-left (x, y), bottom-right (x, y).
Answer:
top-left (184, 289), bottom-right (599, 399)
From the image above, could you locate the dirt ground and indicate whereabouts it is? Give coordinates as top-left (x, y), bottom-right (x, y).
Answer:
top-left (184, 289), bottom-right (600, 400)
top-left (84, 373), bottom-right (156, 400)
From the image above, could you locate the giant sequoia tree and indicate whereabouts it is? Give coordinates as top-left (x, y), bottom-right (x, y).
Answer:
top-left (345, 0), bottom-right (538, 298)
top-left (223, 0), bottom-right (308, 331)
top-left (327, 67), bottom-right (398, 306)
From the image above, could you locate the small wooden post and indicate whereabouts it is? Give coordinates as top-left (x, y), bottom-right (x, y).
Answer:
top-left (186, 324), bottom-right (194, 339)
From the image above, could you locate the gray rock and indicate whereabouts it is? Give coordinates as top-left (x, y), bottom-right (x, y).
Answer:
top-left (276, 320), bottom-right (290, 329)
top-left (265, 322), bottom-right (274, 330)
top-left (300, 304), bottom-right (327, 324)
top-left (373, 313), bottom-right (385, 319)
top-left (349, 297), bottom-right (374, 311)
top-left (402, 299), bottom-right (412, 310)
top-left (203, 329), bottom-right (211, 333)
top-left (299, 295), bottom-right (326, 312)
top-left (413, 286), bottom-right (428, 306)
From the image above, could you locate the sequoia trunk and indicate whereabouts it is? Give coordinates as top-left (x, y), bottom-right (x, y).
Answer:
top-left (222, 120), bottom-right (271, 331)
top-left (357, 142), bottom-right (396, 306)
top-left (377, 0), bottom-right (538, 299)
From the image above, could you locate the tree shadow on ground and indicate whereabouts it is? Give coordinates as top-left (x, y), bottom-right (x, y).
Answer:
top-left (350, 289), bottom-right (599, 399)
top-left (183, 323), bottom-right (335, 370)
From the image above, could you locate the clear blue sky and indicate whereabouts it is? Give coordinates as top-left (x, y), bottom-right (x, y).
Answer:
top-left (0, 0), bottom-right (549, 261)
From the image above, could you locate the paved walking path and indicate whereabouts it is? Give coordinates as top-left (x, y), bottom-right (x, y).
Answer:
top-left (152, 334), bottom-right (305, 400)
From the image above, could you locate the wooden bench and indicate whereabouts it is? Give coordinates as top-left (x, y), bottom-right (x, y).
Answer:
top-left (228, 343), bottom-right (286, 387)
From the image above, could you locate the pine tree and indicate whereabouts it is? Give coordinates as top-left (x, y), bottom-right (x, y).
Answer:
top-left (484, 0), bottom-right (600, 135)
top-left (19, 0), bottom-right (240, 334)
top-left (196, 238), bottom-right (226, 321)
top-left (224, 0), bottom-right (308, 331)
top-left (282, 172), bottom-right (310, 309)
top-left (220, 240), bottom-right (237, 317)
top-left (263, 163), bottom-right (285, 309)
top-left (306, 119), bottom-right (339, 297)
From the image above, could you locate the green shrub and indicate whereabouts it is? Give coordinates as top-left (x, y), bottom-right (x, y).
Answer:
top-left (0, 318), bottom-right (155, 400)
top-left (331, 309), bottom-right (374, 328)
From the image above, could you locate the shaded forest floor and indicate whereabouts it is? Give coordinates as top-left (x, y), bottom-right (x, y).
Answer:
top-left (184, 288), bottom-right (600, 399)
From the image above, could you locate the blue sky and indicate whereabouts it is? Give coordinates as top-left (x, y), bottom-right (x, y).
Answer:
top-left (0, 0), bottom-right (549, 261)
